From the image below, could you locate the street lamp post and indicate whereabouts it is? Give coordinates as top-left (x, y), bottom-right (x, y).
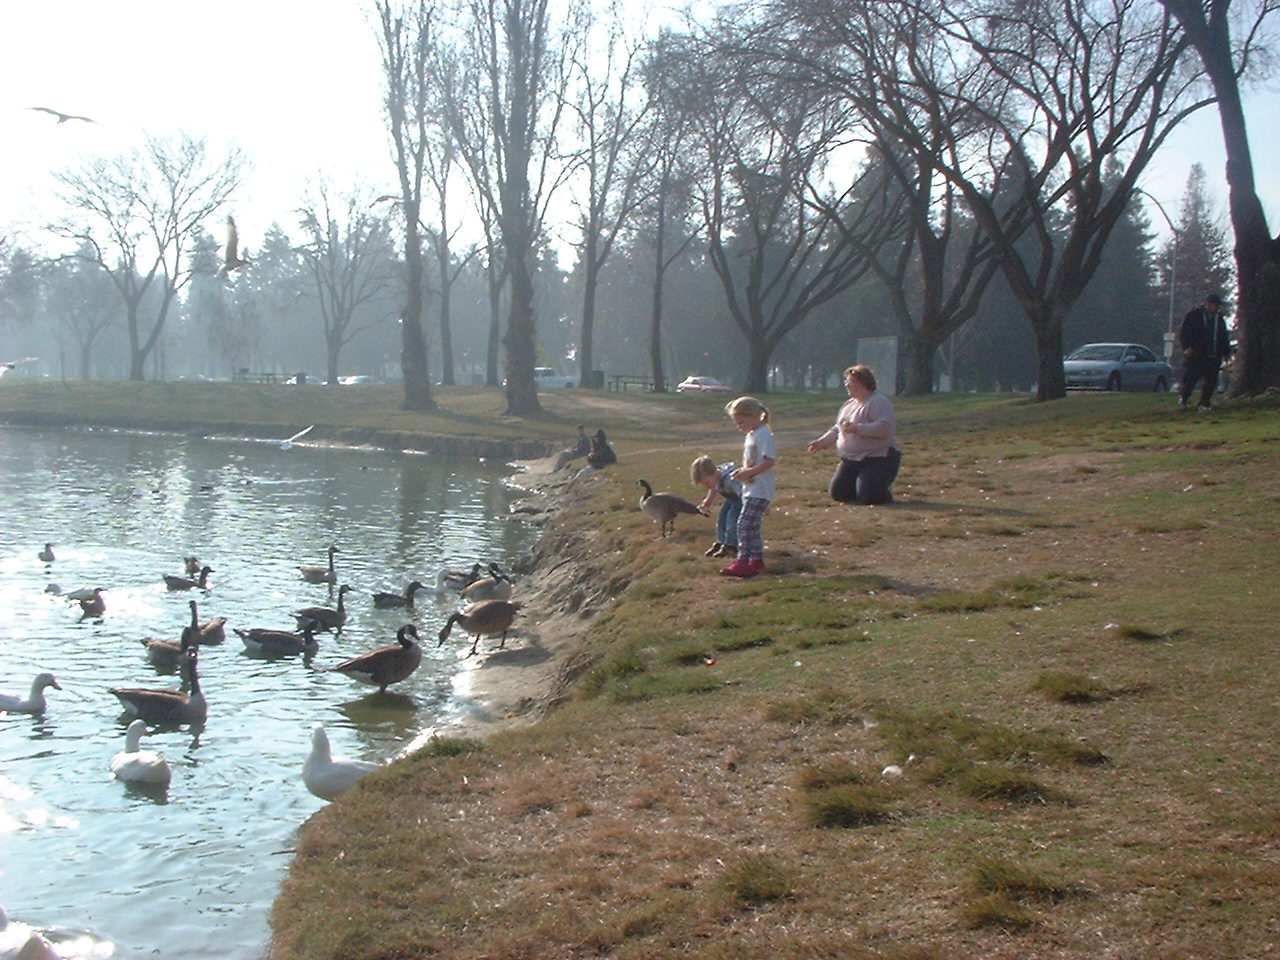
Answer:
top-left (1136, 187), bottom-right (1179, 359)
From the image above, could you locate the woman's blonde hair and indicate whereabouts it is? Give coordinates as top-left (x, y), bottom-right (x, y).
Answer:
top-left (844, 364), bottom-right (877, 391)
top-left (725, 395), bottom-right (770, 424)
top-left (690, 455), bottom-right (718, 483)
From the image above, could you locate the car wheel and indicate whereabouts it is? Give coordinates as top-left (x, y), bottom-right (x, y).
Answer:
top-left (1154, 376), bottom-right (1168, 393)
top-left (1106, 373), bottom-right (1121, 391)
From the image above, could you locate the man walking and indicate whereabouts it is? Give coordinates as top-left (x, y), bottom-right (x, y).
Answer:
top-left (1178, 292), bottom-right (1232, 411)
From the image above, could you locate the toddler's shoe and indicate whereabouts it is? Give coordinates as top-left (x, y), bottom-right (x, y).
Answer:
top-left (705, 541), bottom-right (724, 557)
top-left (719, 557), bottom-right (753, 577)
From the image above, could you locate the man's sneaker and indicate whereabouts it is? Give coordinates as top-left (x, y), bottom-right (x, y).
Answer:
top-left (1198, 404), bottom-right (1212, 412)
top-left (720, 558), bottom-right (753, 577)
top-left (741, 558), bottom-right (764, 578)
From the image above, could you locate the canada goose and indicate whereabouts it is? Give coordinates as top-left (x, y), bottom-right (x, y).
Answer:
top-left (236, 623), bottom-right (319, 657)
top-left (302, 723), bottom-right (379, 801)
top-left (218, 215), bottom-right (251, 277)
top-left (77, 587), bottom-right (106, 619)
top-left (434, 562), bottom-right (483, 593)
top-left (110, 719), bottom-right (172, 786)
top-left (438, 599), bottom-right (522, 657)
top-left (300, 545), bottom-right (340, 584)
top-left (140, 628), bottom-right (193, 670)
top-left (38, 543), bottom-right (55, 563)
top-left (460, 566), bottom-right (514, 602)
top-left (0, 673), bottom-right (61, 715)
top-left (110, 645), bottom-right (207, 726)
top-left (333, 624), bottom-right (423, 692)
top-left (293, 584), bottom-right (352, 633)
top-left (371, 580), bottom-right (427, 609)
top-left (636, 479), bottom-right (707, 538)
top-left (163, 566), bottom-right (213, 591)
top-left (63, 586), bottom-right (98, 602)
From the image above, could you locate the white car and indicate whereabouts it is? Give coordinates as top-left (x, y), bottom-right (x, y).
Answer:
top-left (533, 367), bottom-right (576, 389)
top-left (676, 375), bottom-right (733, 393)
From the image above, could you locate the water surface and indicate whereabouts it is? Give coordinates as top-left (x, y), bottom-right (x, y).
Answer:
top-left (0, 426), bottom-right (537, 958)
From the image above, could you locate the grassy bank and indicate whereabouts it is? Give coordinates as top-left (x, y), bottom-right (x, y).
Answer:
top-left (6, 382), bottom-right (1278, 958)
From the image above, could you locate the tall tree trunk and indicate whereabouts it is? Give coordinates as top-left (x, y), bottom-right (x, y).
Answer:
top-left (579, 256), bottom-right (599, 389)
top-left (1032, 308), bottom-right (1067, 401)
top-left (399, 202), bottom-right (436, 411)
top-left (504, 254), bottom-right (541, 414)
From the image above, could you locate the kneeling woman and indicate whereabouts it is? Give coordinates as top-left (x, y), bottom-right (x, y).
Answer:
top-left (807, 364), bottom-right (901, 505)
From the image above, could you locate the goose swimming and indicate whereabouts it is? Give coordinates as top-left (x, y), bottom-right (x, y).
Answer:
top-left (109, 719), bottom-right (172, 786)
top-left (110, 645), bottom-right (207, 726)
top-left (293, 584), bottom-right (351, 633)
top-left (0, 673), bottom-right (61, 715)
top-left (299, 545), bottom-right (340, 584)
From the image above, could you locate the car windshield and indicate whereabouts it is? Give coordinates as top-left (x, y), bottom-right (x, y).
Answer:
top-left (1067, 345), bottom-right (1124, 362)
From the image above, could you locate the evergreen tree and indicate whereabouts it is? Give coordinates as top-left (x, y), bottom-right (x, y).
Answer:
top-left (1156, 164), bottom-right (1234, 328)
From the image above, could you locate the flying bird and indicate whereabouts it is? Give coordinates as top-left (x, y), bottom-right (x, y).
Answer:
top-left (29, 106), bottom-right (96, 124)
top-left (280, 425), bottom-right (314, 450)
top-left (218, 215), bottom-right (251, 277)
top-left (0, 357), bottom-right (38, 377)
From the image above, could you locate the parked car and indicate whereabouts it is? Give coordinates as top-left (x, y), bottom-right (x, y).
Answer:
top-left (338, 375), bottom-right (379, 385)
top-left (1063, 343), bottom-right (1173, 392)
top-left (533, 367), bottom-right (576, 389)
top-left (676, 375), bottom-right (733, 393)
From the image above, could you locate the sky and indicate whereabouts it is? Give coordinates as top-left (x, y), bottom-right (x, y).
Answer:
top-left (2, 1), bottom-right (1278, 261)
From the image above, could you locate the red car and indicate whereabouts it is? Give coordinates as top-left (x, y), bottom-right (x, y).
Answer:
top-left (676, 375), bottom-right (732, 393)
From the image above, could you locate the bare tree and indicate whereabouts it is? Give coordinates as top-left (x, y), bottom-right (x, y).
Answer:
top-left (676, 31), bottom-right (897, 392)
top-left (42, 247), bottom-right (123, 378)
top-left (375, 0), bottom-right (438, 411)
top-left (50, 132), bottom-right (246, 380)
top-left (744, 0), bottom-right (1000, 394)
top-left (296, 181), bottom-right (397, 384)
top-left (442, 0), bottom-right (580, 415)
top-left (565, 9), bottom-right (653, 389)
top-left (919, 0), bottom-right (1208, 400)
top-left (1158, 0), bottom-right (1280, 396)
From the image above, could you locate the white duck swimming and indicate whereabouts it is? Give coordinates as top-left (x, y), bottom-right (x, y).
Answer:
top-left (0, 905), bottom-right (57, 960)
top-left (109, 720), bottom-right (172, 786)
top-left (0, 673), bottom-right (61, 715)
top-left (302, 723), bottom-right (379, 801)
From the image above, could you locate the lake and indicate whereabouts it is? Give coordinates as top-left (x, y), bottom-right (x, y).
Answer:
top-left (0, 425), bottom-right (539, 959)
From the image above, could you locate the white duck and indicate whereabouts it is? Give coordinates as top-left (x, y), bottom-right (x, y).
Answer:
top-left (302, 723), bottom-right (379, 801)
top-left (0, 906), bottom-right (57, 960)
top-left (109, 720), bottom-right (172, 786)
top-left (0, 673), bottom-right (61, 715)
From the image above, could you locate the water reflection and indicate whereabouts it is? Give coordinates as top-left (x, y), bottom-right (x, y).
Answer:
top-left (0, 426), bottom-right (536, 959)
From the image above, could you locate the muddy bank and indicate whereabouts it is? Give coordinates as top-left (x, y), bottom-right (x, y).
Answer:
top-left (424, 457), bottom-right (627, 743)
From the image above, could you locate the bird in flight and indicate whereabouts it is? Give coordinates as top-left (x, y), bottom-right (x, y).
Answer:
top-left (0, 357), bottom-right (38, 377)
top-left (29, 106), bottom-right (96, 124)
top-left (218, 215), bottom-right (251, 277)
